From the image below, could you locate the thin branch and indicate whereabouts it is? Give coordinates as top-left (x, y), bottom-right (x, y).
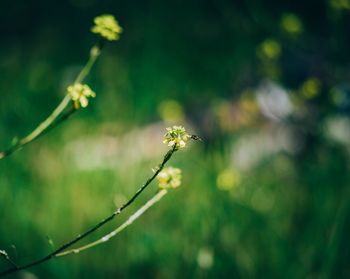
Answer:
top-left (0, 146), bottom-right (177, 277)
top-left (0, 250), bottom-right (17, 269)
top-left (74, 41), bottom-right (104, 84)
top-left (57, 189), bottom-right (168, 257)
top-left (0, 43), bottom-right (102, 160)
top-left (40, 106), bottom-right (77, 138)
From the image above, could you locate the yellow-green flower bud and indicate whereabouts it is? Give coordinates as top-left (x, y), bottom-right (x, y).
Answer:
top-left (67, 83), bottom-right (96, 108)
top-left (163, 126), bottom-right (189, 150)
top-left (157, 167), bottom-right (182, 189)
top-left (91, 14), bottom-right (122, 41)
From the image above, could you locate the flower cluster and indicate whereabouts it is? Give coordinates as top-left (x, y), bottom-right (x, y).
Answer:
top-left (157, 167), bottom-right (182, 189)
top-left (91, 14), bottom-right (122, 41)
top-left (67, 83), bottom-right (96, 108)
top-left (163, 126), bottom-right (189, 149)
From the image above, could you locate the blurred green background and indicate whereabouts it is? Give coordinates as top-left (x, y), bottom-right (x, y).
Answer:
top-left (1, 0), bottom-right (350, 278)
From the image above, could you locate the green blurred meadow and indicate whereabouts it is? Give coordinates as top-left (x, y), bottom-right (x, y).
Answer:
top-left (1, 0), bottom-right (350, 278)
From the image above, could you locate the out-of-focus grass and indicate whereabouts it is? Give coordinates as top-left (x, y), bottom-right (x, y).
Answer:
top-left (1, 0), bottom-right (350, 278)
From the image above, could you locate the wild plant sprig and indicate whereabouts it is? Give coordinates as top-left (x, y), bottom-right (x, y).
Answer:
top-left (56, 189), bottom-right (169, 257)
top-left (0, 15), bottom-right (121, 160)
top-left (56, 167), bottom-right (182, 257)
top-left (0, 148), bottom-right (174, 276)
top-left (0, 128), bottom-right (196, 277)
top-left (0, 126), bottom-right (198, 276)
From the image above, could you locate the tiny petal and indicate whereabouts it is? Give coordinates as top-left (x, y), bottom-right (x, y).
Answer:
top-left (80, 96), bottom-right (88, 108)
top-left (168, 140), bottom-right (175, 147)
top-left (179, 140), bottom-right (186, 148)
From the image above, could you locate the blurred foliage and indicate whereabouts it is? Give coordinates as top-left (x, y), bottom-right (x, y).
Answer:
top-left (0, 0), bottom-right (350, 278)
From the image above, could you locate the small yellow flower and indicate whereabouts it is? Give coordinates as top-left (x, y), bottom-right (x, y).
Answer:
top-left (163, 126), bottom-right (189, 149)
top-left (91, 14), bottom-right (122, 41)
top-left (157, 167), bottom-right (182, 189)
top-left (67, 83), bottom-right (96, 108)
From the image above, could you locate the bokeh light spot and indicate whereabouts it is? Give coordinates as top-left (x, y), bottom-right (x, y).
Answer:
top-left (330, 0), bottom-right (350, 10)
top-left (239, 91), bottom-right (258, 115)
top-left (197, 247), bottom-right (214, 269)
top-left (300, 78), bottom-right (321, 99)
top-left (158, 99), bottom-right (185, 122)
top-left (258, 39), bottom-right (281, 60)
top-left (281, 13), bottom-right (303, 35)
top-left (217, 169), bottom-right (241, 191)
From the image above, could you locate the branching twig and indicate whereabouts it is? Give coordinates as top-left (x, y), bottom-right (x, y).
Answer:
top-left (57, 189), bottom-right (168, 257)
top-left (0, 146), bottom-right (177, 277)
top-left (0, 43), bottom-right (103, 160)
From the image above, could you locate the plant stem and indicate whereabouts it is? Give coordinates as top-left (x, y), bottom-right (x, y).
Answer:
top-left (18, 95), bottom-right (71, 145)
top-left (0, 44), bottom-right (102, 160)
top-left (57, 189), bottom-right (168, 257)
top-left (0, 250), bottom-right (17, 269)
top-left (74, 45), bottom-right (101, 84)
top-left (0, 146), bottom-right (176, 277)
